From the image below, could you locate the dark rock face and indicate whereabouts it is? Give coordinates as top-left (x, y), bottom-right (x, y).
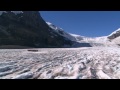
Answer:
top-left (0, 11), bottom-right (72, 48)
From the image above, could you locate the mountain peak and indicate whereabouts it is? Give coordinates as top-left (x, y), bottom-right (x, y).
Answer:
top-left (108, 28), bottom-right (120, 39)
top-left (46, 21), bottom-right (84, 42)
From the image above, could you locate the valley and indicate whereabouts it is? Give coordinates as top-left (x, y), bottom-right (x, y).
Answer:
top-left (0, 11), bottom-right (120, 79)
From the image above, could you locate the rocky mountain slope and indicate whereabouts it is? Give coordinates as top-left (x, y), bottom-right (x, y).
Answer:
top-left (0, 11), bottom-right (120, 48)
top-left (0, 11), bottom-right (72, 48)
top-left (46, 22), bottom-right (120, 48)
top-left (46, 22), bottom-right (84, 42)
top-left (107, 28), bottom-right (120, 46)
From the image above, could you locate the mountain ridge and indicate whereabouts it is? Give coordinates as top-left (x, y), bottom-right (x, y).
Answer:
top-left (46, 21), bottom-right (120, 48)
top-left (0, 11), bottom-right (120, 48)
top-left (0, 11), bottom-right (72, 48)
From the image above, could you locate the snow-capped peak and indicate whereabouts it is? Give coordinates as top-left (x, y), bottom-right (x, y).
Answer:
top-left (108, 28), bottom-right (120, 36)
top-left (113, 28), bottom-right (120, 33)
top-left (46, 22), bottom-right (63, 31)
top-left (46, 21), bottom-right (84, 41)
top-left (46, 21), bottom-right (118, 47)
top-left (107, 28), bottom-right (120, 40)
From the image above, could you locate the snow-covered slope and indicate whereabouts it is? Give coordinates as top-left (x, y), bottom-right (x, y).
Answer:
top-left (111, 36), bottom-right (120, 45)
top-left (46, 22), bottom-right (83, 41)
top-left (107, 28), bottom-right (120, 46)
top-left (46, 22), bottom-right (120, 47)
top-left (69, 33), bottom-right (84, 41)
top-left (108, 28), bottom-right (120, 39)
top-left (46, 22), bottom-right (108, 43)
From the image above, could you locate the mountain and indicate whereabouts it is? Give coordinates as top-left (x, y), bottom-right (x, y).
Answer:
top-left (0, 11), bottom-right (120, 48)
top-left (0, 11), bottom-right (72, 48)
top-left (108, 28), bottom-right (120, 40)
top-left (46, 22), bottom-right (92, 47)
top-left (47, 21), bottom-right (120, 47)
top-left (46, 22), bottom-right (84, 42)
top-left (107, 28), bottom-right (120, 46)
top-left (46, 22), bottom-right (119, 47)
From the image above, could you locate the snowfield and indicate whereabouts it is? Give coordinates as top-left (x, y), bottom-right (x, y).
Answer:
top-left (0, 47), bottom-right (120, 79)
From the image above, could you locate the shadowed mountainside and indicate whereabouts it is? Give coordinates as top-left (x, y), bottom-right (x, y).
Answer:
top-left (0, 11), bottom-right (72, 48)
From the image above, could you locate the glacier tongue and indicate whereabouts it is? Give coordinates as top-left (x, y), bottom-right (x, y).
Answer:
top-left (1, 47), bottom-right (120, 79)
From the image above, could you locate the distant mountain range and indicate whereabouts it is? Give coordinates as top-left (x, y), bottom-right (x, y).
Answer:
top-left (0, 11), bottom-right (120, 48)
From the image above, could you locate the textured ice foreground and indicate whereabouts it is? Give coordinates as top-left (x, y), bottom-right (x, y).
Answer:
top-left (0, 47), bottom-right (120, 79)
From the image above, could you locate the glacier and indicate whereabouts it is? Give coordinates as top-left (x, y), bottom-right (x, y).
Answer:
top-left (0, 47), bottom-right (120, 79)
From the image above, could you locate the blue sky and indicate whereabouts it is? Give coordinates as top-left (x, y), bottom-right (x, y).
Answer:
top-left (41, 11), bottom-right (120, 37)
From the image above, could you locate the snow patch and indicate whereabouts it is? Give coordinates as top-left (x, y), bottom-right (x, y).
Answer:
top-left (11, 11), bottom-right (23, 15)
top-left (0, 11), bottom-right (23, 15)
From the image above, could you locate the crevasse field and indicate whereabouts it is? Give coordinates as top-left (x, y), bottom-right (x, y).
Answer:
top-left (0, 47), bottom-right (120, 79)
